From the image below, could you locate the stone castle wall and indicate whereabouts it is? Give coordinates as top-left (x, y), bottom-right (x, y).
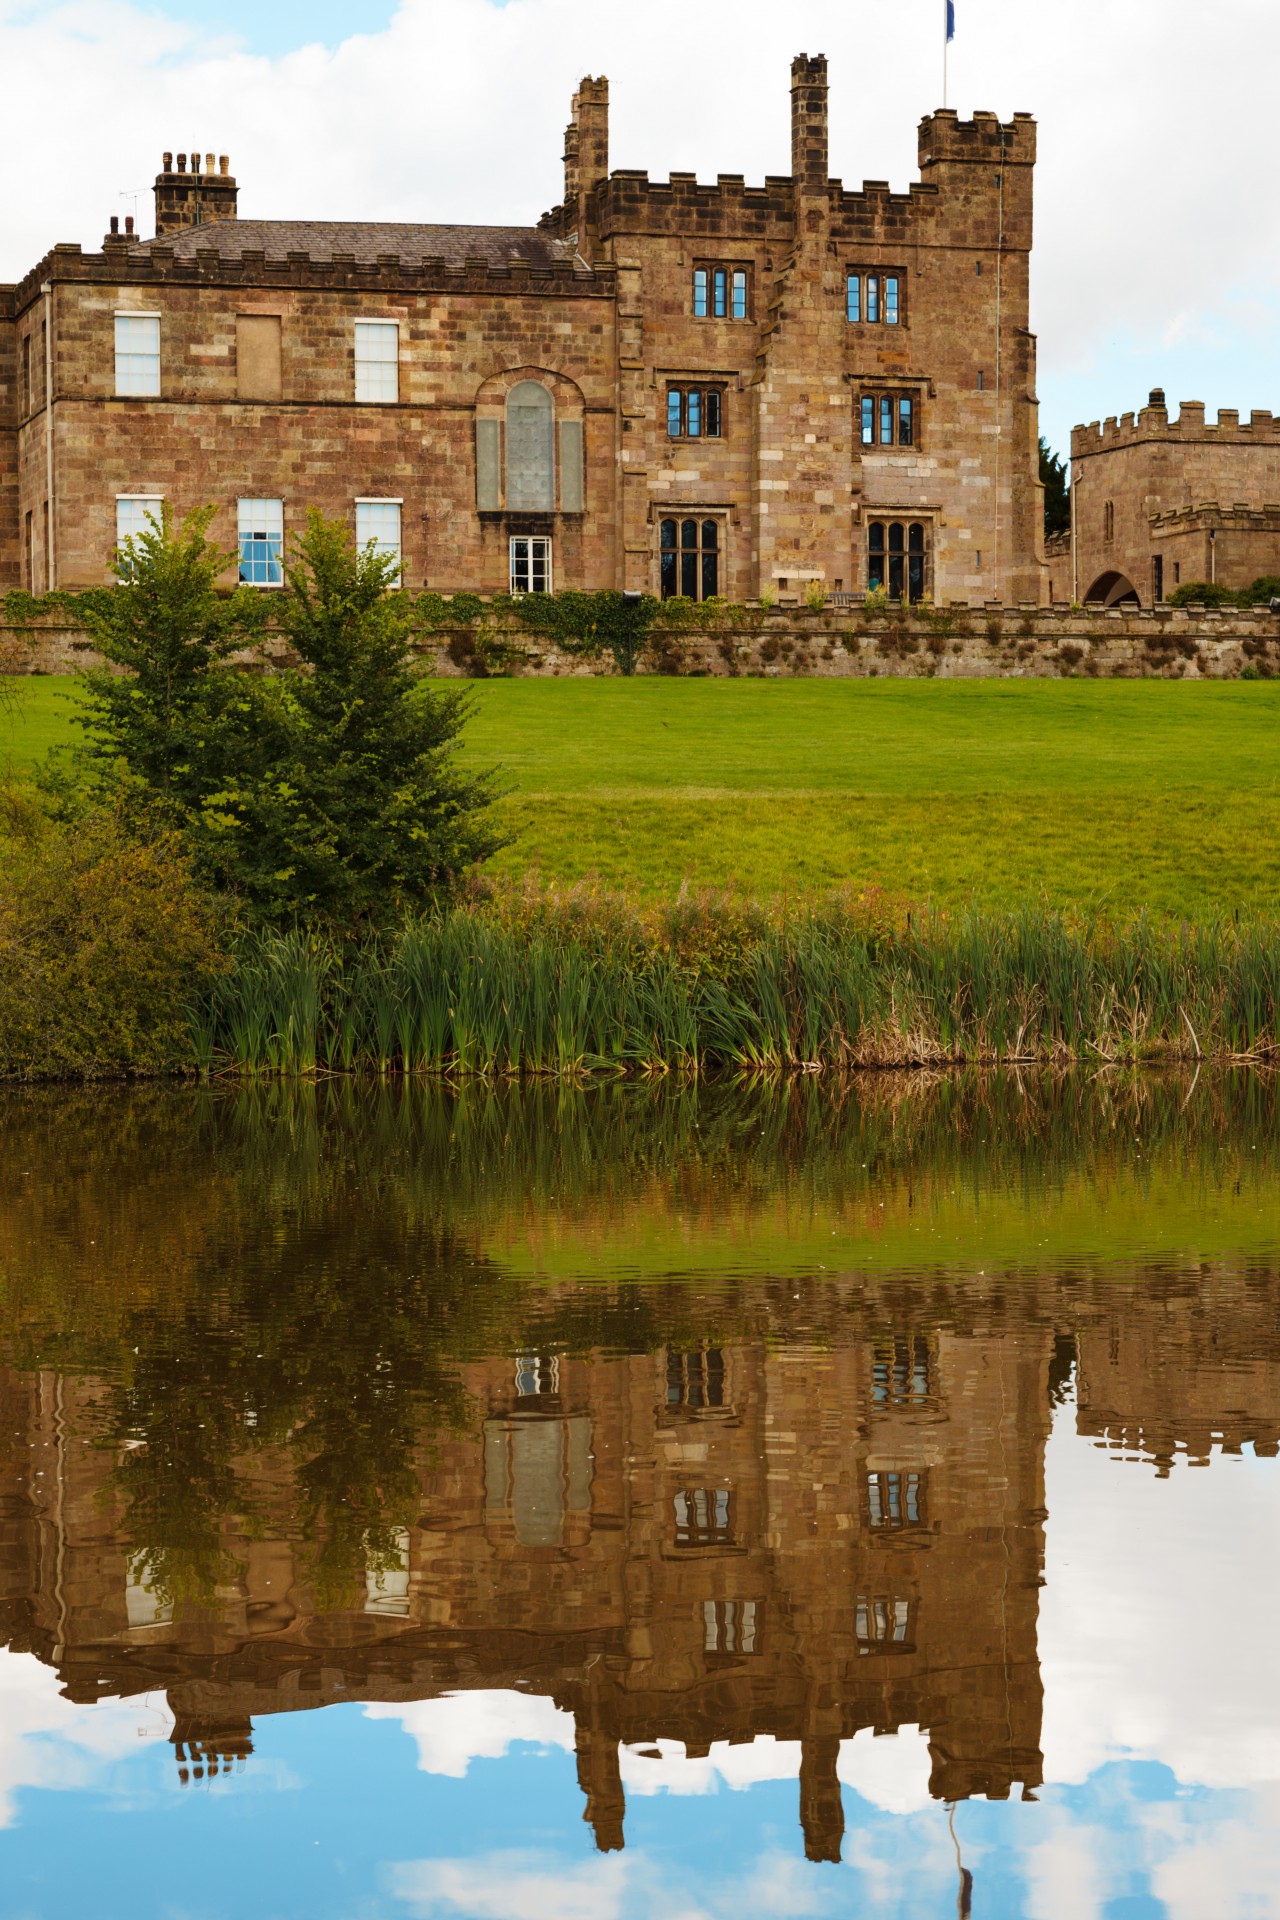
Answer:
top-left (6, 599), bottom-right (1277, 680)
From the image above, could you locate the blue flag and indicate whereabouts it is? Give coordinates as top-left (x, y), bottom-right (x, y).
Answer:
top-left (947, 0), bottom-right (956, 40)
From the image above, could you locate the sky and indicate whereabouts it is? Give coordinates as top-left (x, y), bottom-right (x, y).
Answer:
top-left (3, 1401), bottom-right (1280, 1916)
top-left (1, 0), bottom-right (1278, 459)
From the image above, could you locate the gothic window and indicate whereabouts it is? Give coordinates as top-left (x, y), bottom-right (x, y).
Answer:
top-left (860, 393), bottom-right (916, 448)
top-left (506, 380), bottom-right (556, 511)
top-left (659, 517), bottom-right (720, 600)
top-left (848, 272), bottom-right (903, 326)
top-left (1152, 554), bottom-right (1164, 602)
top-left (703, 1599), bottom-right (760, 1655)
top-left (870, 1332), bottom-right (933, 1405)
top-left (114, 313), bottom-right (161, 397)
top-left (355, 500), bottom-right (403, 575)
top-left (673, 1487), bottom-right (733, 1549)
top-left (667, 1348), bottom-right (726, 1410)
top-left (866, 1470), bottom-right (926, 1530)
top-left (666, 387), bottom-right (723, 439)
top-left (354, 321), bottom-right (399, 404)
top-left (514, 1353), bottom-right (560, 1398)
top-left (510, 536), bottom-right (552, 595)
top-left (237, 498), bottom-right (284, 587)
top-left (694, 265), bottom-right (749, 320)
top-left (867, 522), bottom-right (929, 604)
top-left (855, 1595), bottom-right (914, 1653)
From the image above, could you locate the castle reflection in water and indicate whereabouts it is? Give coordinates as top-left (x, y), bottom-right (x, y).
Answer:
top-left (4, 1267), bottom-right (1277, 1864)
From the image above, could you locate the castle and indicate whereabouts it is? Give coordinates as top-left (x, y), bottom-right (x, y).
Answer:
top-left (0, 56), bottom-right (1046, 607)
top-left (1061, 390), bottom-right (1280, 607)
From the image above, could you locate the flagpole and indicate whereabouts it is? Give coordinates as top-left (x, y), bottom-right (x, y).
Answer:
top-left (943, 0), bottom-right (949, 108)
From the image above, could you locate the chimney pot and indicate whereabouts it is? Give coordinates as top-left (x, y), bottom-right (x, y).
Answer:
top-left (125, 215), bottom-right (134, 234)
top-left (219, 155), bottom-right (229, 175)
top-left (177, 153), bottom-right (187, 172)
top-left (163, 151), bottom-right (173, 169)
top-left (110, 215), bottom-right (119, 234)
top-left (206, 152), bottom-right (215, 171)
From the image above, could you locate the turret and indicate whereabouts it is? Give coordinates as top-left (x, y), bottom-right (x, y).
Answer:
top-left (563, 78), bottom-right (609, 255)
top-left (790, 53), bottom-right (829, 190)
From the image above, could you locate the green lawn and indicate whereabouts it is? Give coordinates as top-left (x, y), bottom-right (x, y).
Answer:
top-left (5, 674), bottom-right (1279, 915)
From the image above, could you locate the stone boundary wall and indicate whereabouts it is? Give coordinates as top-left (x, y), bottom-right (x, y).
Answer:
top-left (4, 602), bottom-right (1280, 681)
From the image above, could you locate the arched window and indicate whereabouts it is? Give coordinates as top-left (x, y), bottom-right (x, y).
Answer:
top-left (506, 380), bottom-right (555, 511)
top-left (660, 517), bottom-right (720, 600)
top-left (867, 520), bottom-right (930, 602)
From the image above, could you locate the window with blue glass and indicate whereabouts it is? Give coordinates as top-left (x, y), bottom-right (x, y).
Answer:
top-left (238, 497), bottom-right (284, 587)
top-left (859, 392), bottom-right (917, 448)
top-left (847, 271), bottom-right (903, 326)
top-left (666, 387), bottom-right (722, 439)
top-left (694, 265), bottom-right (749, 320)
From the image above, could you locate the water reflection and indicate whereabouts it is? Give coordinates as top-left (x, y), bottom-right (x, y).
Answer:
top-left (0, 1075), bottom-right (1277, 1914)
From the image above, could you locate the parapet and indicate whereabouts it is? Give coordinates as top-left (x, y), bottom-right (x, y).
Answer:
top-left (919, 110), bottom-right (1037, 169)
top-left (1072, 401), bottom-right (1280, 458)
top-left (12, 242), bottom-right (615, 313)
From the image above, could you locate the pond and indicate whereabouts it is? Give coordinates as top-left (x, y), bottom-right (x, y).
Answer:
top-left (1, 1074), bottom-right (1277, 1918)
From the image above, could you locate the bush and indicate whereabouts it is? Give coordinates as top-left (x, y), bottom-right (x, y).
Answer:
top-left (1168, 580), bottom-right (1240, 608)
top-left (0, 802), bottom-right (228, 1078)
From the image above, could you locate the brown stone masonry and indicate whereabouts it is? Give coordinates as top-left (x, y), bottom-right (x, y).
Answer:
top-left (1072, 391), bottom-right (1280, 607)
top-left (0, 58), bottom-right (1044, 606)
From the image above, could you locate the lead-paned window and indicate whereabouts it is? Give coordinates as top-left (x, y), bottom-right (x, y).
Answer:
top-left (694, 265), bottom-right (749, 320)
top-left (667, 1348), bottom-right (726, 1410)
top-left (355, 499), bottom-right (403, 575)
top-left (847, 271), bottom-right (903, 327)
top-left (666, 387), bottom-right (723, 439)
top-left (506, 380), bottom-right (555, 512)
top-left (860, 392), bottom-right (918, 449)
top-left (354, 320), bottom-right (399, 404)
top-left (867, 522), bottom-right (929, 604)
top-left (867, 1470), bottom-right (926, 1530)
top-left (238, 497), bottom-right (284, 587)
top-left (856, 1596), bottom-right (913, 1652)
top-left (659, 516), bottom-right (720, 601)
top-left (510, 536), bottom-right (552, 595)
top-left (673, 1487), bottom-right (733, 1549)
top-left (114, 314), bottom-right (160, 397)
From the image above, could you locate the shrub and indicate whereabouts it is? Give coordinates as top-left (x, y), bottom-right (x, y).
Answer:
top-left (0, 803), bottom-right (228, 1078)
top-left (1168, 580), bottom-right (1239, 608)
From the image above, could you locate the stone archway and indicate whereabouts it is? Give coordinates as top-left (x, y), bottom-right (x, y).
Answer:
top-left (1084, 570), bottom-right (1141, 608)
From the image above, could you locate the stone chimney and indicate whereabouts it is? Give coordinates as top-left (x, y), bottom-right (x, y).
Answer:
top-left (153, 151), bottom-right (238, 237)
top-left (563, 78), bottom-right (609, 254)
top-left (791, 53), bottom-right (829, 189)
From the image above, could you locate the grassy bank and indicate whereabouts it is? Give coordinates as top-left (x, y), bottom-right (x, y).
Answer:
top-left (6, 676), bottom-right (1280, 914)
top-left (193, 894), bottom-right (1280, 1079)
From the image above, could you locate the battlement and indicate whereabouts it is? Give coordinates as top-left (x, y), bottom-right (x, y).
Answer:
top-left (1151, 501), bottom-right (1280, 533)
top-left (919, 110), bottom-right (1037, 169)
top-left (1073, 395), bottom-right (1280, 458)
top-left (13, 241), bottom-right (614, 313)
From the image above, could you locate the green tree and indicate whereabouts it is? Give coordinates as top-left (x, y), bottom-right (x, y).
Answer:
top-left (1040, 438), bottom-right (1071, 538)
top-left (221, 512), bottom-right (507, 928)
top-left (66, 504), bottom-right (272, 825)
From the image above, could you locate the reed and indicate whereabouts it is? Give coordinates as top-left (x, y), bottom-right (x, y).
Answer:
top-left (194, 888), bottom-right (1280, 1078)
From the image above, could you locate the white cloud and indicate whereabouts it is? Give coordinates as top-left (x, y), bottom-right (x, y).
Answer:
top-left (364, 1689), bottom-right (575, 1778)
top-left (0, 1649), bottom-right (173, 1827)
top-left (1040, 1417), bottom-right (1280, 1795)
top-left (388, 1849), bottom-right (632, 1920)
top-left (3, 0), bottom-right (1280, 453)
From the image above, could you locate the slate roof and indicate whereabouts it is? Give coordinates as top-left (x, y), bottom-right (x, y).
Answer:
top-left (136, 219), bottom-right (583, 269)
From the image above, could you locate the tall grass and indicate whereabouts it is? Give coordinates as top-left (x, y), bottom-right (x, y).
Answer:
top-left (196, 890), bottom-right (1280, 1077)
